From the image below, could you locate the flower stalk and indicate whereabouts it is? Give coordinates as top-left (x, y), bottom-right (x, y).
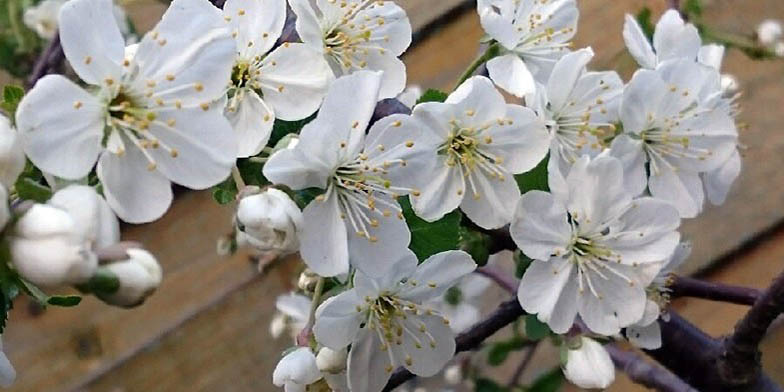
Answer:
top-left (453, 42), bottom-right (501, 91)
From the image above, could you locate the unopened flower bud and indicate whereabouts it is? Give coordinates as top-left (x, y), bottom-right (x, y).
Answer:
top-left (48, 185), bottom-right (120, 248)
top-left (10, 204), bottom-right (97, 286)
top-left (720, 74), bottom-right (740, 97)
top-left (0, 115), bottom-right (25, 190)
top-left (316, 347), bottom-right (347, 374)
top-left (97, 248), bottom-right (162, 308)
top-left (443, 364), bottom-right (463, 385)
top-left (562, 337), bottom-right (615, 389)
top-left (236, 188), bottom-right (302, 255)
top-left (297, 269), bottom-right (320, 293)
top-left (756, 19), bottom-right (783, 46)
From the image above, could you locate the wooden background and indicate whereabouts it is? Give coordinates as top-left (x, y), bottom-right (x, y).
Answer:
top-left (1, 0), bottom-right (784, 391)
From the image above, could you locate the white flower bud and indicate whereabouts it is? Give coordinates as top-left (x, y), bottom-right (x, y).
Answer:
top-left (269, 313), bottom-right (288, 339)
top-left (48, 185), bottom-right (120, 249)
top-left (316, 347), bottom-right (347, 374)
top-left (23, 0), bottom-right (65, 40)
top-left (0, 115), bottom-right (25, 190)
top-left (99, 248), bottom-right (162, 308)
top-left (757, 19), bottom-right (783, 46)
top-left (10, 204), bottom-right (97, 286)
top-left (443, 364), bottom-right (463, 385)
top-left (720, 74), bottom-right (740, 96)
top-left (236, 188), bottom-right (302, 255)
top-left (273, 347), bottom-right (321, 390)
top-left (563, 337), bottom-right (615, 390)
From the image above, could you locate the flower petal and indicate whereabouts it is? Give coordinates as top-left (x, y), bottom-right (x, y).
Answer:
top-left (410, 162), bottom-right (464, 223)
top-left (518, 258), bottom-right (579, 334)
top-left (483, 104), bottom-right (550, 174)
top-left (97, 150), bottom-right (173, 224)
top-left (354, 0), bottom-right (411, 56)
top-left (391, 313), bottom-right (456, 377)
top-left (510, 190), bottom-right (572, 261)
top-left (626, 321), bottom-right (662, 350)
top-left (460, 167), bottom-right (520, 229)
top-left (59, 0), bottom-right (124, 85)
top-left (486, 54), bottom-right (536, 97)
top-left (622, 14), bottom-right (656, 69)
top-left (563, 337), bottom-right (615, 389)
top-left (224, 0), bottom-right (286, 58)
top-left (289, 0), bottom-right (325, 49)
top-left (546, 48), bottom-right (594, 112)
top-left (272, 347), bottom-right (321, 387)
top-left (652, 10), bottom-right (701, 63)
top-left (347, 324), bottom-right (395, 392)
top-left (299, 193), bottom-right (350, 277)
top-left (402, 250), bottom-right (477, 302)
top-left (447, 76), bottom-right (506, 126)
top-left (564, 155), bottom-right (631, 231)
top-left (263, 144), bottom-right (333, 190)
top-left (313, 289), bottom-right (364, 349)
top-left (648, 165), bottom-right (704, 218)
top-left (704, 148), bottom-right (740, 205)
top-left (276, 293), bottom-right (312, 323)
top-left (17, 75), bottom-right (104, 180)
top-left (609, 135), bottom-right (648, 197)
top-left (353, 250), bottom-right (417, 300)
top-left (347, 197), bottom-right (412, 278)
top-left (606, 197), bottom-right (681, 264)
top-left (226, 89), bottom-right (275, 158)
top-left (259, 43), bottom-right (332, 121)
top-left (578, 264), bottom-right (648, 335)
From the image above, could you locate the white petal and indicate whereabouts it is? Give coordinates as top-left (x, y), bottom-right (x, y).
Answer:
top-left (402, 250), bottom-right (477, 302)
top-left (289, 0), bottom-right (326, 48)
top-left (563, 338), bottom-right (615, 389)
top-left (0, 117), bottom-right (25, 190)
top-left (259, 44), bottom-right (333, 120)
top-left (224, 0), bottom-right (286, 58)
top-left (59, 0), bottom-right (124, 85)
top-left (578, 265), bottom-right (648, 335)
top-left (626, 321), bottom-right (662, 349)
top-left (486, 54), bottom-right (536, 97)
top-left (355, 50), bottom-right (407, 99)
top-left (620, 69), bottom-right (666, 134)
top-left (662, 241), bottom-right (692, 273)
top-left (149, 107), bottom-right (236, 189)
top-left (447, 76), bottom-right (506, 126)
top-left (606, 197), bottom-right (681, 264)
top-left (546, 48), bottom-right (594, 112)
top-left (622, 14), bottom-right (657, 69)
top-left (48, 185), bottom-right (120, 247)
top-left (484, 105), bottom-right (549, 174)
top-left (263, 145), bottom-right (333, 190)
top-left (135, 0), bottom-right (235, 106)
top-left (354, 0), bottom-right (411, 56)
top-left (273, 347), bottom-right (321, 387)
top-left (353, 251), bottom-right (417, 300)
top-left (460, 168), bottom-right (520, 229)
top-left (652, 10), bottom-right (701, 63)
top-left (698, 44), bottom-right (726, 71)
top-left (347, 325), bottom-right (395, 392)
top-left (299, 194), bottom-right (350, 277)
top-left (226, 90), bottom-right (275, 158)
top-left (477, 3), bottom-right (521, 50)
top-left (16, 75), bottom-right (104, 180)
top-left (313, 290), bottom-right (364, 349)
top-left (510, 191), bottom-right (571, 261)
top-left (276, 293), bottom-right (312, 323)
top-left (347, 199), bottom-right (412, 278)
top-left (410, 163), bottom-right (464, 223)
top-left (97, 150), bottom-right (173, 224)
top-left (410, 101), bottom-right (458, 144)
top-left (705, 149), bottom-right (741, 205)
top-left (609, 135), bottom-right (648, 197)
top-left (518, 258), bottom-right (579, 334)
top-left (391, 313), bottom-right (456, 377)
top-left (648, 165), bottom-right (704, 218)
top-left (439, 302), bottom-right (481, 333)
top-left (564, 155), bottom-right (631, 231)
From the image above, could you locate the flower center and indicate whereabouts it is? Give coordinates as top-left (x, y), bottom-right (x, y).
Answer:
top-left (439, 122), bottom-right (507, 191)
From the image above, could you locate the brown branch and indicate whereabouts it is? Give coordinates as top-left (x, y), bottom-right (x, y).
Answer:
top-left (26, 34), bottom-right (64, 88)
top-left (669, 276), bottom-right (761, 306)
top-left (507, 341), bottom-right (539, 387)
top-left (606, 344), bottom-right (697, 392)
top-left (382, 299), bottom-right (526, 391)
top-left (719, 269), bottom-right (784, 387)
top-left (476, 265), bottom-right (518, 295)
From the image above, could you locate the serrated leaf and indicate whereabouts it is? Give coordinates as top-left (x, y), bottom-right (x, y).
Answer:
top-left (514, 155), bottom-right (549, 194)
top-left (47, 295), bottom-right (81, 307)
top-left (399, 197), bottom-right (461, 261)
top-left (524, 315), bottom-right (551, 341)
top-left (416, 89), bottom-right (449, 105)
top-left (14, 177), bottom-right (52, 202)
top-left (528, 367), bottom-right (564, 392)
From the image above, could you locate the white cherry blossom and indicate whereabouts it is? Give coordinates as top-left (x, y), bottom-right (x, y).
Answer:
top-left (0, 115), bottom-right (26, 190)
top-left (609, 60), bottom-right (738, 217)
top-left (16, 0), bottom-right (237, 223)
top-left (48, 185), bottom-right (120, 249)
top-left (623, 9), bottom-right (702, 69)
top-left (626, 242), bottom-right (691, 349)
top-left (273, 347), bottom-right (323, 392)
top-left (222, 0), bottom-right (333, 157)
top-left (235, 187), bottom-right (303, 255)
top-left (289, 0), bottom-right (412, 99)
top-left (525, 48), bottom-right (623, 177)
top-left (477, 0), bottom-right (578, 97)
top-left (511, 155), bottom-right (681, 335)
top-left (264, 71), bottom-right (416, 277)
top-left (392, 76), bottom-right (549, 229)
top-left (562, 337), bottom-right (615, 389)
top-left (312, 250), bottom-right (476, 392)
top-left (97, 248), bottom-right (162, 307)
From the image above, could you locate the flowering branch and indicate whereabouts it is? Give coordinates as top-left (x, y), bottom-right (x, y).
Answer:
top-left (669, 276), bottom-right (761, 305)
top-left (719, 269), bottom-right (784, 387)
top-left (382, 299), bottom-right (527, 392)
top-left (606, 344), bottom-right (697, 392)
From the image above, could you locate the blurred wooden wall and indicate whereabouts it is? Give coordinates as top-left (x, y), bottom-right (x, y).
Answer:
top-left (2, 1), bottom-right (784, 391)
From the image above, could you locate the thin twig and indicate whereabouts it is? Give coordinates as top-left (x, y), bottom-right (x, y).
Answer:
top-left (382, 299), bottom-right (526, 391)
top-left (669, 276), bottom-right (761, 306)
top-left (507, 341), bottom-right (539, 387)
top-left (606, 344), bottom-right (697, 392)
top-left (27, 34), bottom-right (64, 88)
top-left (476, 265), bottom-right (518, 295)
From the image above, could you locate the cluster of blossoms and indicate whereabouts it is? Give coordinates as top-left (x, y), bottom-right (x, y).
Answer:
top-left (0, 0), bottom-right (752, 389)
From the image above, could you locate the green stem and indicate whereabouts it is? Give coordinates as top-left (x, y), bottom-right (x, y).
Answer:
top-left (307, 277), bottom-right (326, 325)
top-left (8, 0), bottom-right (29, 52)
top-left (698, 24), bottom-right (778, 60)
top-left (453, 42), bottom-right (502, 91)
top-left (231, 165), bottom-right (246, 190)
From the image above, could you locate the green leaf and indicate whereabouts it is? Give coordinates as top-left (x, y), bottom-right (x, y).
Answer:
top-left (514, 250), bottom-right (533, 279)
top-left (212, 177), bottom-right (238, 205)
top-left (514, 155), bottom-right (549, 194)
top-left (47, 295), bottom-right (82, 307)
top-left (14, 177), bottom-right (52, 202)
top-left (475, 378), bottom-right (507, 392)
top-left (487, 336), bottom-right (529, 366)
top-left (1, 84), bottom-right (24, 116)
top-left (17, 278), bottom-right (49, 305)
top-left (399, 197), bottom-right (462, 261)
top-left (459, 227), bottom-right (491, 266)
top-left (528, 367), bottom-right (564, 392)
top-left (416, 89), bottom-right (448, 105)
top-left (524, 315), bottom-right (551, 341)
top-left (635, 7), bottom-right (655, 41)
top-left (236, 158), bottom-right (266, 187)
